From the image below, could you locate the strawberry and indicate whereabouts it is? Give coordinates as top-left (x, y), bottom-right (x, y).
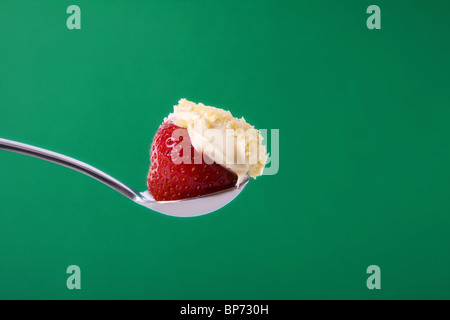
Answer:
top-left (147, 122), bottom-right (238, 201)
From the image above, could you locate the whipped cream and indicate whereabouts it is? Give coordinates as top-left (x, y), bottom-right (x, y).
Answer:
top-left (166, 99), bottom-right (268, 185)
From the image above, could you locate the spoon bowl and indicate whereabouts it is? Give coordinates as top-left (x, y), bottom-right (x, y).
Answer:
top-left (0, 138), bottom-right (249, 217)
top-left (138, 175), bottom-right (249, 217)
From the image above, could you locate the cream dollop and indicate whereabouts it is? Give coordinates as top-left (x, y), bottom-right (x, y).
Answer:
top-left (166, 99), bottom-right (268, 185)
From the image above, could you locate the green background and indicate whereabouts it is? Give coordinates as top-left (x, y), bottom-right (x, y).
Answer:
top-left (1, 0), bottom-right (449, 300)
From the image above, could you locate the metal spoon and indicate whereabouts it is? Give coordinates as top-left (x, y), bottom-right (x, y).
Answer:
top-left (0, 138), bottom-right (249, 217)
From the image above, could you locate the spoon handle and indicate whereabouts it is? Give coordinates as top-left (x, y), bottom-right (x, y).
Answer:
top-left (0, 138), bottom-right (141, 201)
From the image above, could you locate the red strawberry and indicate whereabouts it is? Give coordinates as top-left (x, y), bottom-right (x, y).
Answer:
top-left (147, 122), bottom-right (238, 201)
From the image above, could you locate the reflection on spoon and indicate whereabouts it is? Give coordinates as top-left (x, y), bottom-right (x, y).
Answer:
top-left (0, 138), bottom-right (249, 217)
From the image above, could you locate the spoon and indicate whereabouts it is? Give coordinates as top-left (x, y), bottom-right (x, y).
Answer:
top-left (0, 138), bottom-right (249, 217)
